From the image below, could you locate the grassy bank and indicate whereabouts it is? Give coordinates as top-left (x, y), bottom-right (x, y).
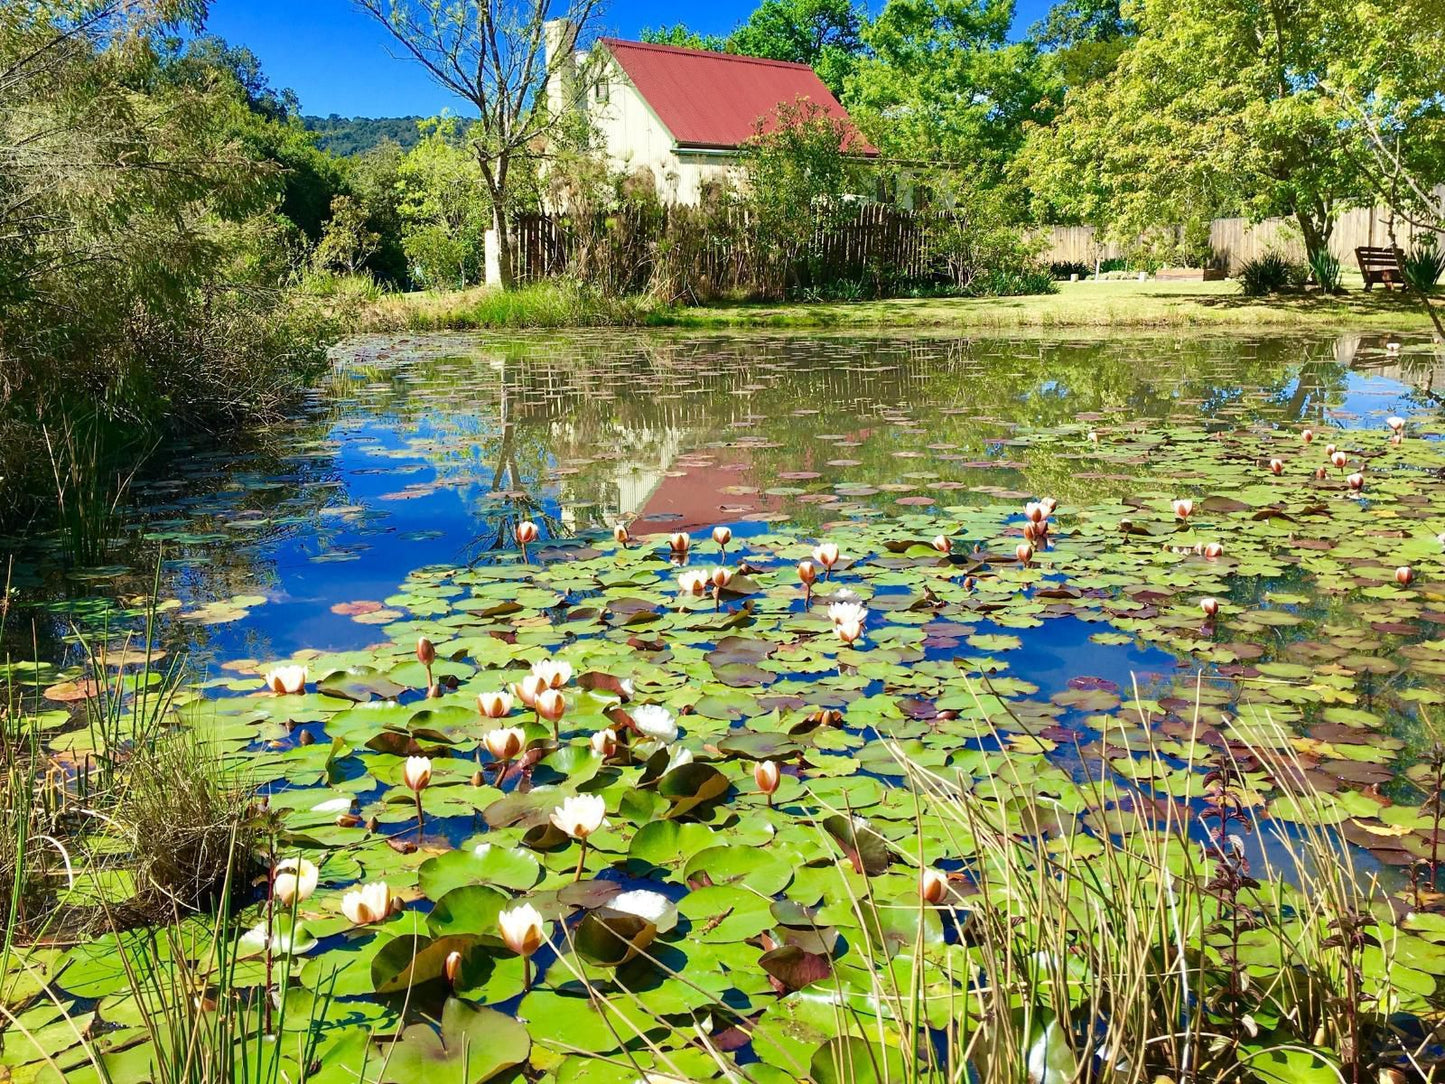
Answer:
top-left (356, 277), bottom-right (1444, 334)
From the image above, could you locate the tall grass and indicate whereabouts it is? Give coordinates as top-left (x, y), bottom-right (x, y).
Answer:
top-left (358, 280), bottom-right (663, 332)
top-left (41, 417), bottom-right (147, 569)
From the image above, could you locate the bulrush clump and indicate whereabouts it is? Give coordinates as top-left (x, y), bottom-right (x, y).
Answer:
top-left (341, 882), bottom-right (392, 926)
top-left (1172, 498), bottom-right (1193, 520)
top-left (1200, 597), bottom-right (1221, 618)
top-left (920, 868), bottom-right (948, 904)
top-left (263, 665), bottom-right (307, 695)
top-left (1397, 566), bottom-right (1415, 587)
top-left (813, 542), bottom-right (840, 578)
top-left (754, 760), bottom-right (781, 805)
top-left (477, 690), bottom-right (512, 718)
top-left (668, 531), bottom-right (690, 558)
top-left (1268, 458), bottom-right (1284, 475)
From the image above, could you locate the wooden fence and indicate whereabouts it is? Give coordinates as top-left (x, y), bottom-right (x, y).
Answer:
top-left (510, 203), bottom-right (954, 295)
top-left (1037, 190), bottom-right (1445, 273)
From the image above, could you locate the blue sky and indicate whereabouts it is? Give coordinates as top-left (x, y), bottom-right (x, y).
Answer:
top-left (205, 0), bottom-right (1053, 117)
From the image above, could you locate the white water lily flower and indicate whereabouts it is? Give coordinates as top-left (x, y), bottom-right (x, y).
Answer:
top-left (341, 882), bottom-right (392, 926)
top-left (608, 889), bottom-right (678, 933)
top-left (262, 665), bottom-right (307, 695)
top-left (240, 918), bottom-right (316, 956)
top-left (550, 794), bottom-right (607, 839)
top-left (530, 659), bottom-right (572, 689)
top-left (631, 704), bottom-right (679, 743)
top-left (273, 857), bottom-right (318, 906)
top-left (497, 902), bottom-right (547, 956)
top-left (827, 601), bottom-right (867, 628)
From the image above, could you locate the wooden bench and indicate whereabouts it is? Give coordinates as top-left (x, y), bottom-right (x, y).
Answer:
top-left (1355, 246), bottom-right (1405, 290)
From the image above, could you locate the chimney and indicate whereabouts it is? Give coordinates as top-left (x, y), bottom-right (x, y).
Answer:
top-left (544, 18), bottom-right (578, 116)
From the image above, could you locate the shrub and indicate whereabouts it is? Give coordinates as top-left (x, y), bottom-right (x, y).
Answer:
top-left (1238, 253), bottom-right (1299, 295)
top-left (1049, 260), bottom-right (1090, 279)
top-left (1403, 235), bottom-right (1445, 293)
top-left (1308, 248), bottom-right (1342, 293)
top-left (964, 265), bottom-right (1059, 297)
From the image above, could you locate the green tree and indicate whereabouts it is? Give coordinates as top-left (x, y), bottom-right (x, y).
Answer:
top-left (727, 0), bottom-right (864, 94)
top-left (395, 116), bottom-right (492, 289)
top-left (1020, 0), bottom-right (1388, 260)
top-left (356, 0), bottom-right (606, 289)
top-left (312, 195), bottom-right (380, 275)
top-left (846, 0), bottom-right (1053, 178)
top-left (1029, 0), bottom-right (1135, 86)
top-left (347, 140), bottom-right (411, 286)
top-left (639, 24), bottom-right (726, 51)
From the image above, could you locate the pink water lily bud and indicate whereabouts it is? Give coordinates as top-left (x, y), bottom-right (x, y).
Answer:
top-left (1314, 466), bottom-right (1328, 480)
top-left (444, 950), bottom-right (462, 986)
top-left (1015, 542), bottom-right (1034, 564)
top-left (1347, 472), bottom-right (1364, 490)
top-left (402, 756), bottom-right (432, 792)
top-left (1331, 451), bottom-right (1348, 469)
top-left (1387, 416), bottom-right (1406, 433)
top-left (416, 636), bottom-right (436, 667)
top-left (797, 560), bottom-right (818, 585)
top-left (1203, 542), bottom-right (1223, 558)
top-left (1325, 443), bottom-right (1337, 457)
top-left (1397, 566), bottom-right (1415, 586)
top-left (1024, 502), bottom-right (1046, 524)
top-left (530, 659), bottom-right (572, 689)
top-left (613, 524), bottom-right (631, 545)
top-left (1087, 430), bottom-right (1099, 443)
top-left (1172, 499), bottom-right (1193, 520)
top-left (477, 690), bottom-right (513, 718)
top-left (710, 566), bottom-right (734, 589)
top-left (1041, 497), bottom-right (1058, 516)
top-left (1268, 458), bottom-right (1283, 475)
top-left (712, 526), bottom-right (732, 547)
top-left (550, 794), bottom-right (606, 839)
top-left (668, 531), bottom-right (690, 556)
top-left (535, 688), bottom-right (566, 723)
top-left (273, 857), bottom-right (318, 907)
top-left (931, 534), bottom-right (951, 554)
top-left (813, 542), bottom-right (840, 569)
top-left (834, 618), bottom-right (864, 645)
top-left (1200, 597), bottom-right (1220, 618)
top-left (515, 520), bottom-right (539, 545)
top-left (754, 760), bottom-right (781, 795)
top-left (1302, 429), bottom-right (1314, 443)
top-left (920, 868), bottom-right (948, 904)
top-left (590, 728), bottom-right (618, 757)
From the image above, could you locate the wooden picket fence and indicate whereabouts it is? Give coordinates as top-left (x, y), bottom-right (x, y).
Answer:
top-left (510, 203), bottom-right (955, 295)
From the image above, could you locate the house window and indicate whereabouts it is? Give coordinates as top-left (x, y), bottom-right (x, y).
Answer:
top-left (595, 79), bottom-right (609, 104)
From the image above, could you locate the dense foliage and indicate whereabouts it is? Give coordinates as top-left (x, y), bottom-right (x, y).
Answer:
top-left (304, 114), bottom-right (447, 155)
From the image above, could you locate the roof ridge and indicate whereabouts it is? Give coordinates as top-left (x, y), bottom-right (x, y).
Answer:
top-left (600, 37), bottom-right (814, 71)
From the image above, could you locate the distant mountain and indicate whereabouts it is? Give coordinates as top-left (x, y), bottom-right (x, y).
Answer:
top-left (303, 115), bottom-right (435, 156)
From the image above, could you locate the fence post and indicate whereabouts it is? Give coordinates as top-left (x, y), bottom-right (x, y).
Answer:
top-left (484, 228), bottom-right (502, 288)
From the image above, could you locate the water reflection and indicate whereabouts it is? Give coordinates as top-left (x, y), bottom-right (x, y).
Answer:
top-left (4, 330), bottom-right (1441, 669)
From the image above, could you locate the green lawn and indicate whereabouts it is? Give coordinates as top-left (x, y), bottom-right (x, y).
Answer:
top-left (357, 276), bottom-right (1442, 334)
top-left (660, 278), bottom-right (1442, 332)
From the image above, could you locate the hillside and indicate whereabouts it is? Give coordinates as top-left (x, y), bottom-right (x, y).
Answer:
top-left (303, 115), bottom-right (431, 155)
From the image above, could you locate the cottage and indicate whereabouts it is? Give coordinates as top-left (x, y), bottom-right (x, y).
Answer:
top-left (545, 22), bottom-right (875, 206)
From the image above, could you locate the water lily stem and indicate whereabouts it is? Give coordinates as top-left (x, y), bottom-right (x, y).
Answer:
top-left (414, 791), bottom-right (424, 836)
top-left (524, 956), bottom-right (532, 992)
top-left (574, 839), bottom-right (588, 882)
top-left (520, 540), bottom-right (529, 565)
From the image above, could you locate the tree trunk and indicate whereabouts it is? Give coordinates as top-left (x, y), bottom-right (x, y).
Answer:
top-left (493, 204), bottom-right (515, 290)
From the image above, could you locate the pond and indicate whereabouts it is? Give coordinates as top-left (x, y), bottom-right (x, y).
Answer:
top-left (7, 329), bottom-right (1445, 1084)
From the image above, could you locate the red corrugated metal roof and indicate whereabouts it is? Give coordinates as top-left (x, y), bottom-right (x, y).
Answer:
top-left (600, 38), bottom-right (876, 155)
